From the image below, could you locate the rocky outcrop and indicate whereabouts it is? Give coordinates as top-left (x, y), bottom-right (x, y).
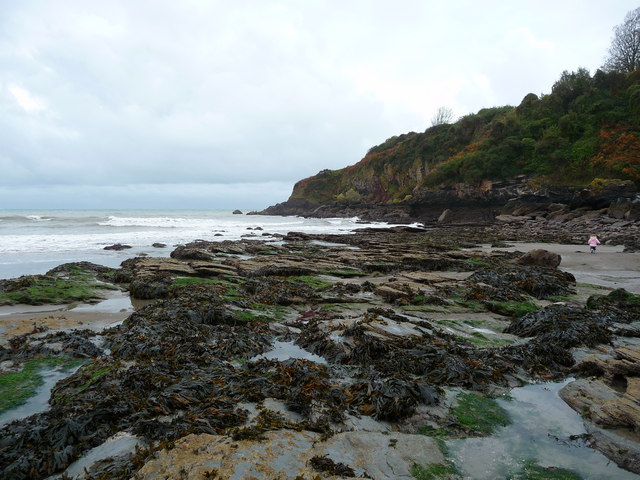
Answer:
top-left (559, 343), bottom-right (640, 474)
top-left (258, 176), bottom-right (639, 227)
top-left (259, 69), bottom-right (640, 224)
top-left (170, 239), bottom-right (271, 260)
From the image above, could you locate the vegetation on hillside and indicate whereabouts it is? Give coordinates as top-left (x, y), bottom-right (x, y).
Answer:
top-left (425, 68), bottom-right (640, 186)
top-left (291, 68), bottom-right (640, 206)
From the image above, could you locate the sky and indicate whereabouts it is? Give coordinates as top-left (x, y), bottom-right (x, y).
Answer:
top-left (0, 0), bottom-right (637, 210)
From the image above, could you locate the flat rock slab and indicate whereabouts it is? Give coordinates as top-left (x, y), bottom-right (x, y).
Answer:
top-left (587, 423), bottom-right (640, 475)
top-left (133, 430), bottom-right (445, 480)
top-left (559, 378), bottom-right (621, 420)
top-left (126, 257), bottom-right (238, 278)
top-left (400, 271), bottom-right (465, 284)
top-left (560, 342), bottom-right (640, 474)
top-left (321, 431), bottom-right (445, 479)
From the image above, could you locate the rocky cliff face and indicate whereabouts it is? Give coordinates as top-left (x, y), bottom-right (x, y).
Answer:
top-left (257, 176), bottom-right (639, 225)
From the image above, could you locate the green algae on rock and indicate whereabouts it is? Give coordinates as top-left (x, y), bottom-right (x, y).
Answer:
top-left (0, 263), bottom-right (119, 306)
top-left (0, 356), bottom-right (82, 412)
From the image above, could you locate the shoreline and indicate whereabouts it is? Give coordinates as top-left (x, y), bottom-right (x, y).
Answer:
top-left (2, 241), bottom-right (638, 340)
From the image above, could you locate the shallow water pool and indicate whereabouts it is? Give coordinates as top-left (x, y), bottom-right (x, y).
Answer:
top-left (250, 340), bottom-right (328, 364)
top-left (447, 379), bottom-right (639, 479)
top-left (0, 364), bottom-right (81, 426)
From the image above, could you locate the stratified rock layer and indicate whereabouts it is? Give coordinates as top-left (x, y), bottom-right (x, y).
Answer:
top-left (560, 343), bottom-right (640, 474)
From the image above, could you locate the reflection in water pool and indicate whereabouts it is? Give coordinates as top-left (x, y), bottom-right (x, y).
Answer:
top-left (63, 432), bottom-right (142, 479)
top-left (448, 379), bottom-right (639, 479)
top-left (70, 289), bottom-right (133, 313)
top-left (250, 340), bottom-right (328, 364)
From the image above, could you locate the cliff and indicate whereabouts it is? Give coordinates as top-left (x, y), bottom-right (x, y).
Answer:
top-left (258, 69), bottom-right (640, 223)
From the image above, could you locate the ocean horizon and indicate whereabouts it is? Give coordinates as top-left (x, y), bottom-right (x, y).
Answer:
top-left (0, 209), bottom-right (411, 279)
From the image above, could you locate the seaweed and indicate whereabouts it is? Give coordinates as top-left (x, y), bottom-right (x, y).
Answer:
top-left (469, 265), bottom-right (576, 300)
top-left (309, 454), bottom-right (356, 477)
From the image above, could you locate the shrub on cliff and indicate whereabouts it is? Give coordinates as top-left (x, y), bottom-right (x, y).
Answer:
top-left (287, 68), bottom-right (640, 207)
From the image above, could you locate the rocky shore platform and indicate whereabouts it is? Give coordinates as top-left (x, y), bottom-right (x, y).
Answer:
top-left (0, 222), bottom-right (639, 479)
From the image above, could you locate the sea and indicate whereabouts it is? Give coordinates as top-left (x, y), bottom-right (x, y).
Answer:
top-left (0, 209), bottom-right (407, 280)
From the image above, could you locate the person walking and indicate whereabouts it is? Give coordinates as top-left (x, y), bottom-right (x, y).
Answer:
top-left (588, 234), bottom-right (601, 253)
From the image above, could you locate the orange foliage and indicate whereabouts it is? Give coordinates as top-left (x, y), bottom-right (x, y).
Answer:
top-left (430, 130), bottom-right (490, 173)
top-left (356, 144), bottom-right (403, 170)
top-left (593, 127), bottom-right (640, 181)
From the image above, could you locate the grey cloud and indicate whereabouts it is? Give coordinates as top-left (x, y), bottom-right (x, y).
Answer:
top-left (0, 0), bottom-right (638, 208)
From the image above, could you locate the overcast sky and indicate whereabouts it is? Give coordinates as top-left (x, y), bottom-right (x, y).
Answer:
top-left (1, 1), bottom-right (637, 209)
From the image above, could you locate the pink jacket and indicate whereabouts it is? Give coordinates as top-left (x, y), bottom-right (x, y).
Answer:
top-left (588, 236), bottom-right (601, 247)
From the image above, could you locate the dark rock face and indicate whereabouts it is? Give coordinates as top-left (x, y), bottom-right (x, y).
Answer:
top-left (516, 249), bottom-right (561, 268)
top-left (256, 199), bottom-right (413, 223)
top-left (256, 177), bottom-right (639, 229)
top-left (232, 209), bottom-right (243, 214)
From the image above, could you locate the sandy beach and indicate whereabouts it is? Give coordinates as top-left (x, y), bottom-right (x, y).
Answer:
top-left (484, 242), bottom-right (640, 294)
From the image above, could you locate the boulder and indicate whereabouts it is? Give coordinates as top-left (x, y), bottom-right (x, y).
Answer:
top-left (170, 245), bottom-right (216, 261)
top-left (103, 243), bottom-right (132, 251)
top-left (232, 209), bottom-right (243, 214)
top-left (608, 200), bottom-right (631, 219)
top-left (129, 273), bottom-right (174, 300)
top-left (626, 202), bottom-right (640, 221)
top-left (516, 249), bottom-right (561, 268)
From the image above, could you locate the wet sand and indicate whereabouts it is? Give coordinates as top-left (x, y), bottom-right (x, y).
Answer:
top-left (0, 290), bottom-right (133, 344)
top-left (482, 242), bottom-right (640, 294)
